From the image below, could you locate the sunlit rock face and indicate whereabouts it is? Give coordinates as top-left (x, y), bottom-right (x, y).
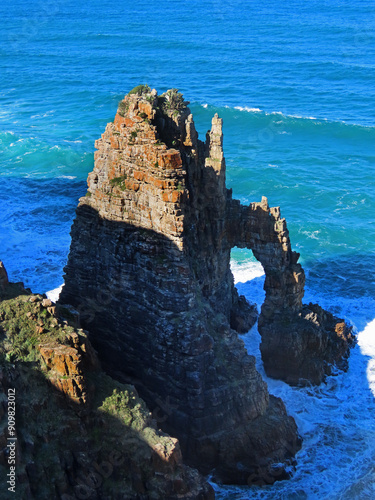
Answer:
top-left (60, 86), bottom-right (352, 483)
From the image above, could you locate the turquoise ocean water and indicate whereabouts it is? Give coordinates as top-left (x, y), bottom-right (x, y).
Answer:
top-left (1, 0), bottom-right (375, 498)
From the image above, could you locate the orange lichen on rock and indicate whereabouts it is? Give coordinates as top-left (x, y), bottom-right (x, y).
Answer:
top-left (39, 333), bottom-right (98, 404)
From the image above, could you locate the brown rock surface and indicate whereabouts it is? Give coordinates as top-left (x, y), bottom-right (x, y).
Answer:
top-left (60, 86), bottom-right (352, 483)
top-left (39, 332), bottom-right (98, 404)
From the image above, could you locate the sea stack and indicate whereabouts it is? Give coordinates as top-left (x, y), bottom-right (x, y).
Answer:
top-left (60, 86), bottom-right (353, 483)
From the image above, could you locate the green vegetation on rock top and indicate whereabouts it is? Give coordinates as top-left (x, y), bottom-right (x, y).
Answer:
top-left (127, 84), bottom-right (151, 96)
top-left (159, 89), bottom-right (190, 116)
top-left (0, 294), bottom-right (72, 363)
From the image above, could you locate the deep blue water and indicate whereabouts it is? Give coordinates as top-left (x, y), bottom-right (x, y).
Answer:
top-left (1, 1), bottom-right (375, 498)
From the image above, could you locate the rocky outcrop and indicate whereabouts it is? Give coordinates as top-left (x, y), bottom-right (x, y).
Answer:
top-left (0, 263), bottom-right (213, 499)
top-left (60, 86), bottom-right (352, 484)
top-left (0, 260), bottom-right (26, 300)
top-left (258, 303), bottom-right (354, 385)
top-left (226, 196), bottom-right (355, 385)
top-left (39, 329), bottom-right (100, 404)
top-left (59, 87), bottom-right (298, 485)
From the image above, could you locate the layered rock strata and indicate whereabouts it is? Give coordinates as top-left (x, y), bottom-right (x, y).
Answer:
top-left (60, 86), bottom-right (352, 483)
top-left (225, 197), bottom-right (355, 385)
top-left (0, 262), bottom-right (213, 499)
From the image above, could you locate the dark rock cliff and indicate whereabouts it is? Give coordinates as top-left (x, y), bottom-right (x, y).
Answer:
top-left (226, 197), bottom-right (355, 385)
top-left (60, 86), bottom-right (353, 485)
top-left (0, 261), bottom-right (213, 499)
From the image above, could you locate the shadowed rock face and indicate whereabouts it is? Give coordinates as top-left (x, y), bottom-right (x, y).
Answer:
top-left (225, 198), bottom-right (355, 386)
top-left (0, 264), bottom-right (214, 499)
top-left (60, 87), bottom-right (352, 483)
top-left (0, 261), bottom-right (8, 290)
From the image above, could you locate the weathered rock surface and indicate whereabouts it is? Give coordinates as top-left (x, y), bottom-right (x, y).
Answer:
top-left (0, 263), bottom-right (213, 499)
top-left (39, 329), bottom-right (99, 404)
top-left (226, 196), bottom-right (355, 386)
top-left (59, 87), bottom-right (298, 485)
top-left (60, 86), bottom-right (352, 483)
top-left (258, 303), bottom-right (355, 385)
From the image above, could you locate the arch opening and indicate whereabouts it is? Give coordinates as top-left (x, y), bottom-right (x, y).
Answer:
top-left (230, 247), bottom-right (265, 334)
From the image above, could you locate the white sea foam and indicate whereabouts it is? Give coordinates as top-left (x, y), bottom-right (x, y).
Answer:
top-left (57, 175), bottom-right (77, 179)
top-left (230, 258), bottom-right (264, 284)
top-left (46, 284), bottom-right (63, 302)
top-left (301, 229), bottom-right (321, 240)
top-left (202, 103), bottom-right (208, 108)
top-left (358, 318), bottom-right (375, 398)
top-left (227, 105), bottom-right (368, 129)
top-left (234, 106), bottom-right (262, 112)
top-left (289, 114), bottom-right (317, 120)
top-left (31, 110), bottom-right (55, 119)
top-left (266, 111), bottom-right (318, 121)
top-left (215, 260), bottom-right (375, 499)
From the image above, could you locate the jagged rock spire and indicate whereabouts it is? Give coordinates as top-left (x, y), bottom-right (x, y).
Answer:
top-left (205, 113), bottom-right (226, 193)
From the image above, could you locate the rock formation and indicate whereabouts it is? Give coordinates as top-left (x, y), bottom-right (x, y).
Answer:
top-left (60, 86), bottom-right (352, 484)
top-left (0, 261), bottom-right (213, 499)
top-left (0, 261), bottom-right (8, 291)
top-left (225, 198), bottom-right (355, 385)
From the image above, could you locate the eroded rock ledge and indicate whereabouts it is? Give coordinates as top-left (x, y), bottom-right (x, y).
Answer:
top-left (60, 86), bottom-right (353, 484)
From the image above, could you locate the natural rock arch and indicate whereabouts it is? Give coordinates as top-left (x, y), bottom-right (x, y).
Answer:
top-left (60, 87), bottom-right (353, 484)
